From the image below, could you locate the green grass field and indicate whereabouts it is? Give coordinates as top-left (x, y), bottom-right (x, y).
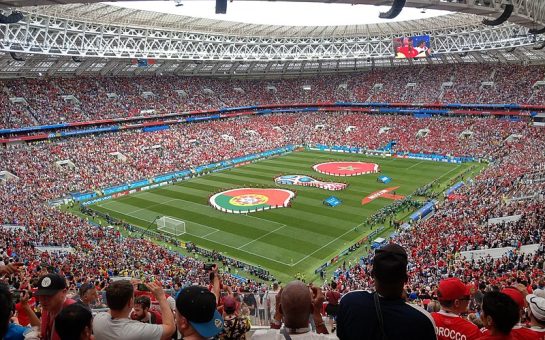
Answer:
top-left (89, 150), bottom-right (474, 281)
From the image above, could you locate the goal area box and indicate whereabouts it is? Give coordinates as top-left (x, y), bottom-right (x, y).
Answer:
top-left (157, 216), bottom-right (186, 236)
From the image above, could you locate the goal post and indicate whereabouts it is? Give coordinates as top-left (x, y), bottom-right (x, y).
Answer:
top-left (156, 216), bottom-right (186, 236)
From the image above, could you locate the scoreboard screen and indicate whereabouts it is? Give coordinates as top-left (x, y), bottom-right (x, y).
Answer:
top-left (393, 35), bottom-right (431, 59)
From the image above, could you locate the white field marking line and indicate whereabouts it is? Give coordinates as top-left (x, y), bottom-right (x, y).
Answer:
top-left (160, 195), bottom-right (287, 230)
top-left (96, 193), bottom-right (177, 213)
top-left (123, 198), bottom-right (180, 215)
top-left (236, 224), bottom-right (288, 250)
top-left (99, 201), bottom-right (297, 266)
top-left (104, 194), bottom-right (287, 233)
top-left (121, 212), bottom-right (294, 266)
top-left (123, 212), bottom-right (219, 237)
top-left (292, 164), bottom-right (464, 266)
top-left (200, 230), bottom-right (220, 238)
top-left (406, 161), bottom-right (424, 170)
top-left (132, 211), bottom-right (220, 234)
top-left (242, 213), bottom-right (287, 227)
top-left (290, 219), bottom-right (368, 267)
top-left (435, 164), bottom-right (462, 182)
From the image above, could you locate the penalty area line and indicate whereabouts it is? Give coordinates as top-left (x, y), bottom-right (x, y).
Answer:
top-left (236, 223), bottom-right (287, 250)
top-left (290, 219), bottom-right (369, 267)
top-left (118, 211), bottom-right (296, 267)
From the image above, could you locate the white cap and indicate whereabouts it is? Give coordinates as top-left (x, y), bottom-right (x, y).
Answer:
top-left (526, 294), bottom-right (545, 322)
top-left (532, 289), bottom-right (545, 298)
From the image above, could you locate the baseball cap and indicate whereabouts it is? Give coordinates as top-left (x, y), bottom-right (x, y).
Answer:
top-left (176, 286), bottom-right (223, 338)
top-left (437, 278), bottom-right (470, 301)
top-left (526, 294), bottom-right (545, 322)
top-left (34, 273), bottom-right (67, 296)
top-left (501, 287), bottom-right (525, 310)
top-left (372, 243), bottom-right (408, 283)
top-left (223, 296), bottom-right (236, 309)
top-left (533, 289), bottom-right (545, 298)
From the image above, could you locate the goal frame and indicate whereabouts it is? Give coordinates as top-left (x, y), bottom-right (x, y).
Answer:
top-left (156, 216), bottom-right (186, 236)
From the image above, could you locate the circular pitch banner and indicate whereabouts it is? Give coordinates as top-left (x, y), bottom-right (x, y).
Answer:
top-left (209, 188), bottom-right (295, 213)
top-left (313, 162), bottom-right (380, 177)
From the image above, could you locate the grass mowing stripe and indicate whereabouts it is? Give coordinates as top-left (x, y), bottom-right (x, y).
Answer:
top-left (88, 149), bottom-right (476, 281)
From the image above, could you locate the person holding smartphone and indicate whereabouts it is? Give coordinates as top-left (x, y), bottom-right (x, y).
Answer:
top-left (92, 280), bottom-right (175, 340)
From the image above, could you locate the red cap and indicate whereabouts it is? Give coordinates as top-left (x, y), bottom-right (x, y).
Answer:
top-left (501, 287), bottom-right (525, 310)
top-left (223, 296), bottom-right (237, 310)
top-left (438, 278), bottom-right (470, 301)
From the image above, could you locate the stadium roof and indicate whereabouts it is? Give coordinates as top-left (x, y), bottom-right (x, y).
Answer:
top-left (0, 1), bottom-right (544, 77)
top-left (24, 3), bottom-right (482, 38)
top-left (5, 0), bottom-right (545, 29)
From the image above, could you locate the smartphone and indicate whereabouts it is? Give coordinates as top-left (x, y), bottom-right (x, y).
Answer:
top-left (203, 263), bottom-right (215, 271)
top-left (11, 290), bottom-right (29, 304)
top-left (137, 284), bottom-right (150, 292)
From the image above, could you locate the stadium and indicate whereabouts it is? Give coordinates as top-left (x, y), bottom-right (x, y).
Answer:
top-left (0, 0), bottom-right (544, 339)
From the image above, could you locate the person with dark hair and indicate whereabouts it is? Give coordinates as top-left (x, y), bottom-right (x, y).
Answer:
top-left (219, 295), bottom-right (250, 340)
top-left (325, 281), bottom-right (341, 333)
top-left (1, 287), bottom-right (40, 340)
top-left (396, 37), bottom-right (419, 59)
top-left (1, 284), bottom-right (13, 340)
top-left (478, 291), bottom-right (520, 339)
top-left (76, 283), bottom-right (97, 310)
top-left (34, 273), bottom-right (76, 340)
top-left (337, 243), bottom-right (437, 340)
top-left (130, 296), bottom-right (162, 324)
top-left (175, 286), bottom-right (224, 340)
top-left (431, 278), bottom-right (481, 340)
top-left (55, 304), bottom-right (94, 340)
top-left (92, 280), bottom-right (175, 340)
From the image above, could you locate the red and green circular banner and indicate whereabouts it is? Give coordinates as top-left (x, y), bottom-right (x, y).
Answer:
top-left (313, 162), bottom-right (380, 176)
top-left (209, 188), bottom-right (295, 214)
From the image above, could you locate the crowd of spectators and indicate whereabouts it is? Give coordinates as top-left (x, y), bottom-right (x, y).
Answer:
top-left (1, 77), bottom-right (545, 338)
top-left (326, 123), bottom-right (545, 335)
top-left (2, 64), bottom-right (545, 129)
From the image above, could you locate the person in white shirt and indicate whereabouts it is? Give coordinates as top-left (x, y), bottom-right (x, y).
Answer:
top-left (267, 283), bottom-right (280, 326)
top-left (93, 280), bottom-right (175, 340)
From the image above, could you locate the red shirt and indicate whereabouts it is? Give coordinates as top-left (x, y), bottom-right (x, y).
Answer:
top-left (326, 290), bottom-right (341, 305)
top-left (477, 334), bottom-right (514, 340)
top-left (397, 46), bottom-right (419, 59)
top-left (432, 310), bottom-right (481, 340)
top-left (15, 297), bottom-right (36, 326)
top-left (510, 325), bottom-right (545, 340)
top-left (40, 298), bottom-right (76, 340)
top-left (481, 324), bottom-right (545, 340)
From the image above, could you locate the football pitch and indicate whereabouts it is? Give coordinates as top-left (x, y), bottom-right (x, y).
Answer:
top-left (89, 150), bottom-right (474, 280)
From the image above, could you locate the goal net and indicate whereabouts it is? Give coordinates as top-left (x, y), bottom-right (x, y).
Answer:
top-left (156, 216), bottom-right (186, 236)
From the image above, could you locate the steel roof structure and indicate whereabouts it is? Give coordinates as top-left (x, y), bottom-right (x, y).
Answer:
top-left (3, 0), bottom-right (545, 29)
top-left (0, 1), bottom-right (543, 77)
top-left (23, 4), bottom-right (494, 38)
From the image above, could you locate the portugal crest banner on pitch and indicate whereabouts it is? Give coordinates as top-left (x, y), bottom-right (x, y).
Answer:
top-left (209, 188), bottom-right (295, 214)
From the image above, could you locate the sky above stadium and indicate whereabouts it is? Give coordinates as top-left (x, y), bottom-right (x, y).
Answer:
top-left (111, 1), bottom-right (450, 26)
